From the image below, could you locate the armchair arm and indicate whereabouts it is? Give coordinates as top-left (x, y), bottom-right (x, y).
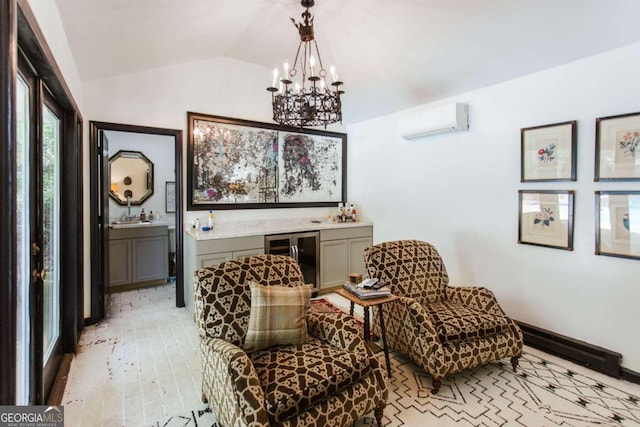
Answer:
top-left (200, 337), bottom-right (269, 427)
top-left (445, 286), bottom-right (507, 316)
top-left (306, 311), bottom-right (370, 354)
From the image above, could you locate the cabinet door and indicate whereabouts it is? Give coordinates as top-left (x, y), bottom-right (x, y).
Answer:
top-left (233, 248), bottom-right (264, 260)
top-left (132, 236), bottom-right (169, 282)
top-left (109, 239), bottom-right (132, 286)
top-left (348, 236), bottom-right (373, 278)
top-left (198, 252), bottom-right (232, 268)
top-left (320, 240), bottom-right (348, 290)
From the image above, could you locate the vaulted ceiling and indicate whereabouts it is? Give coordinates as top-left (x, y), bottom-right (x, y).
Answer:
top-left (54, 0), bottom-right (640, 123)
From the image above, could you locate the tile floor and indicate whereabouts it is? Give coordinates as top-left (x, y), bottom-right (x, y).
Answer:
top-left (62, 284), bottom-right (640, 426)
top-left (62, 284), bottom-right (202, 426)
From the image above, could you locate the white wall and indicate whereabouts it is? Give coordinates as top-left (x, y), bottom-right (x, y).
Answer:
top-left (347, 42), bottom-right (640, 372)
top-left (105, 131), bottom-right (176, 225)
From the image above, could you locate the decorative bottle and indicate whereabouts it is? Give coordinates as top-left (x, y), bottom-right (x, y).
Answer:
top-left (208, 210), bottom-right (214, 228)
top-left (140, 209), bottom-right (146, 221)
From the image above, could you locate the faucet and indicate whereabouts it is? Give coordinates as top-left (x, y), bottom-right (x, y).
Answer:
top-left (126, 195), bottom-right (133, 219)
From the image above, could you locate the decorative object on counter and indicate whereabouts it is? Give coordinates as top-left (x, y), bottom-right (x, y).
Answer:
top-left (207, 210), bottom-right (214, 228)
top-left (266, 0), bottom-right (344, 128)
top-left (335, 202), bottom-right (358, 222)
top-left (595, 191), bottom-right (640, 260)
top-left (149, 210), bottom-right (154, 221)
top-left (187, 112), bottom-right (346, 210)
top-left (139, 209), bottom-right (146, 222)
top-left (518, 190), bottom-right (574, 251)
top-left (109, 150), bottom-right (154, 206)
top-left (595, 111), bottom-right (640, 181)
top-left (520, 120), bottom-right (576, 182)
top-left (165, 181), bottom-right (176, 213)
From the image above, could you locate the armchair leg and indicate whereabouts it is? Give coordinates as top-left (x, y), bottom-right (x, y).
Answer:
top-left (511, 356), bottom-right (520, 372)
top-left (431, 377), bottom-right (442, 394)
top-left (201, 392), bottom-right (208, 404)
top-left (374, 404), bottom-right (385, 427)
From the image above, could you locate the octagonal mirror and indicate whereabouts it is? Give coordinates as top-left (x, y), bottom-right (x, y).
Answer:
top-left (109, 150), bottom-right (154, 205)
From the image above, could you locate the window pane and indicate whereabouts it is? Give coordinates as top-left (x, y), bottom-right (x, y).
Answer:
top-left (16, 74), bottom-right (30, 405)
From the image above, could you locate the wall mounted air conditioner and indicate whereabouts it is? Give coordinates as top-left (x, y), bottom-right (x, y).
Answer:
top-left (399, 102), bottom-right (469, 140)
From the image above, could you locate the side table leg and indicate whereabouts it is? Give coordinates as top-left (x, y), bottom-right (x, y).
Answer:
top-left (363, 306), bottom-right (370, 343)
top-left (378, 305), bottom-right (392, 377)
top-left (349, 301), bottom-right (355, 317)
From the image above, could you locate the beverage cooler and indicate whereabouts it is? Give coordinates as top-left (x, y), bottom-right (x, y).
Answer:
top-left (265, 231), bottom-right (320, 291)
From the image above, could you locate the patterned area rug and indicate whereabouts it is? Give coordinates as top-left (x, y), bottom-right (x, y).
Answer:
top-left (154, 301), bottom-right (640, 427)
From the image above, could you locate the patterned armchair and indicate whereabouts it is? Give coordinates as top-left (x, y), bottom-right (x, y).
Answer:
top-left (194, 254), bottom-right (387, 427)
top-left (364, 240), bottom-right (523, 394)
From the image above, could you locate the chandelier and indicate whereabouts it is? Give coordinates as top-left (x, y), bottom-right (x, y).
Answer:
top-left (267, 0), bottom-right (344, 128)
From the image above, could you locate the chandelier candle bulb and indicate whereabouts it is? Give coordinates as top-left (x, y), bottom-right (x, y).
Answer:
top-left (309, 55), bottom-right (316, 76)
top-left (284, 62), bottom-right (289, 76)
top-left (330, 65), bottom-right (337, 82)
top-left (272, 68), bottom-right (278, 87)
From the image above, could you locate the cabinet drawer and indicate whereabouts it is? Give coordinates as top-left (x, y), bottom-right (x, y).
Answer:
top-left (196, 235), bottom-right (264, 254)
top-left (320, 226), bottom-right (372, 242)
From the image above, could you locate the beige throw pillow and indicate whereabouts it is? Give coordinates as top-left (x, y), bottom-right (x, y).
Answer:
top-left (243, 282), bottom-right (313, 352)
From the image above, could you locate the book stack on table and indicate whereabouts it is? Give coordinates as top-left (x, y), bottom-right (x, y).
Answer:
top-left (343, 279), bottom-right (391, 299)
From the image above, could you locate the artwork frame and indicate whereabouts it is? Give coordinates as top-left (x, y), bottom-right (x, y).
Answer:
top-left (187, 112), bottom-right (347, 210)
top-left (518, 190), bottom-right (574, 251)
top-left (595, 191), bottom-right (640, 260)
top-left (595, 111), bottom-right (640, 181)
top-left (165, 181), bottom-right (176, 213)
top-left (521, 120), bottom-right (577, 182)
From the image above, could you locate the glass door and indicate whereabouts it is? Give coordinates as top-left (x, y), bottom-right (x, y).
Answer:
top-left (41, 98), bottom-right (63, 396)
top-left (294, 232), bottom-right (320, 289)
top-left (16, 56), bottom-right (64, 403)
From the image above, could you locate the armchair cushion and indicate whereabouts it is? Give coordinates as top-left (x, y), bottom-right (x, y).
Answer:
top-left (250, 337), bottom-right (372, 423)
top-left (428, 301), bottom-right (509, 344)
top-left (243, 282), bottom-right (313, 352)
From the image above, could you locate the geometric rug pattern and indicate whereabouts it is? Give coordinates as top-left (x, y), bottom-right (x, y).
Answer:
top-left (154, 349), bottom-right (640, 427)
top-left (152, 297), bottom-right (640, 427)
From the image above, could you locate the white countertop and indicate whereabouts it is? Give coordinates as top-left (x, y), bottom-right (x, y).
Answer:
top-left (110, 221), bottom-right (170, 229)
top-left (185, 218), bottom-right (372, 240)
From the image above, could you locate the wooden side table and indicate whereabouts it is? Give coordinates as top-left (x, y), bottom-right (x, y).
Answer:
top-left (334, 288), bottom-right (398, 377)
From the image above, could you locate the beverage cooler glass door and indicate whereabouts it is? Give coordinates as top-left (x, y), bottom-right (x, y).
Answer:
top-left (294, 232), bottom-right (320, 290)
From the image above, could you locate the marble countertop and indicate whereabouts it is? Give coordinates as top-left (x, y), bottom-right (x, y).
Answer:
top-left (185, 218), bottom-right (372, 240)
top-left (109, 221), bottom-right (170, 229)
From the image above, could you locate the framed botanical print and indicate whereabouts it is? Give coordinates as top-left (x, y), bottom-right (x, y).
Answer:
top-left (187, 112), bottom-right (347, 210)
top-left (518, 190), bottom-right (574, 251)
top-left (521, 121), bottom-right (576, 182)
top-left (595, 191), bottom-right (640, 260)
top-left (595, 111), bottom-right (640, 181)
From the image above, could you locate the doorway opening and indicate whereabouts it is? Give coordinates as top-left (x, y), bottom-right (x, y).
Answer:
top-left (89, 122), bottom-right (184, 324)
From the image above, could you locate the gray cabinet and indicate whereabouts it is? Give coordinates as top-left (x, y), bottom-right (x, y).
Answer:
top-left (109, 225), bottom-right (169, 290)
top-left (184, 234), bottom-right (264, 314)
top-left (319, 226), bottom-right (373, 292)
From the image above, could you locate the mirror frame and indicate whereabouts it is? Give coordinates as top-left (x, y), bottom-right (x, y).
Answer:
top-left (108, 149), bottom-right (154, 205)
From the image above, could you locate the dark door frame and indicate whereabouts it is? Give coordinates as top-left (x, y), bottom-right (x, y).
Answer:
top-left (89, 121), bottom-right (184, 324)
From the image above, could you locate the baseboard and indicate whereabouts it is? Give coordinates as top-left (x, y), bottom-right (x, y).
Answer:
top-left (621, 367), bottom-right (640, 385)
top-left (47, 353), bottom-right (73, 405)
top-left (515, 320), bottom-right (623, 378)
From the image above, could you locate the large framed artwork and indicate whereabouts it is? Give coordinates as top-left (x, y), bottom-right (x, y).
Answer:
top-left (521, 121), bottom-right (576, 182)
top-left (595, 191), bottom-right (640, 260)
top-left (187, 112), bottom-right (347, 210)
top-left (518, 190), bottom-right (574, 251)
top-left (595, 111), bottom-right (640, 181)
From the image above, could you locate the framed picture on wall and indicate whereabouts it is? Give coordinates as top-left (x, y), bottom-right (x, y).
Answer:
top-left (518, 190), bottom-right (574, 251)
top-left (595, 111), bottom-right (640, 181)
top-left (520, 121), bottom-right (577, 182)
top-left (186, 111), bottom-right (347, 210)
top-left (165, 181), bottom-right (176, 213)
top-left (595, 191), bottom-right (640, 260)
